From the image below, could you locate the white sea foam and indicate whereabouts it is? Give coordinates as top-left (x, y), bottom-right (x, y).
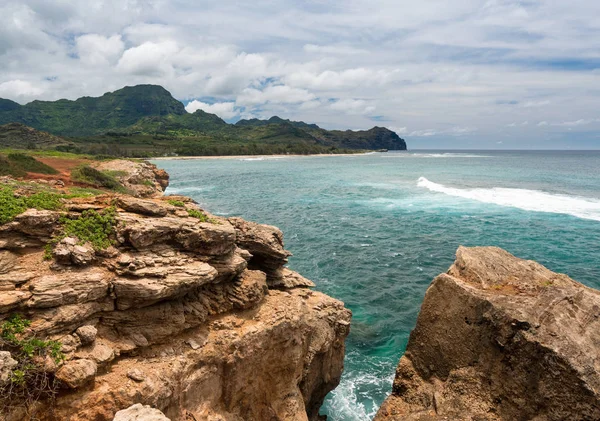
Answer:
top-left (239, 156), bottom-right (289, 161)
top-left (417, 177), bottom-right (600, 221)
top-left (382, 152), bottom-right (493, 158)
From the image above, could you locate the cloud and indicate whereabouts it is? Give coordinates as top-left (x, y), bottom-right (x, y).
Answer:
top-left (303, 44), bottom-right (367, 55)
top-left (236, 85), bottom-right (315, 106)
top-left (0, 0), bottom-right (599, 147)
top-left (185, 100), bottom-right (239, 119)
top-left (521, 100), bottom-right (550, 108)
top-left (0, 80), bottom-right (43, 100)
top-left (286, 68), bottom-right (397, 91)
top-left (409, 126), bottom-right (478, 137)
top-left (76, 34), bottom-right (124, 66)
top-left (330, 99), bottom-right (376, 115)
top-left (553, 119), bottom-right (594, 126)
top-left (389, 126), bottom-right (408, 135)
top-left (117, 41), bottom-right (179, 76)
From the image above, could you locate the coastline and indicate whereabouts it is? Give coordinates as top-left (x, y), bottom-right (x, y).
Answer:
top-left (151, 152), bottom-right (379, 160)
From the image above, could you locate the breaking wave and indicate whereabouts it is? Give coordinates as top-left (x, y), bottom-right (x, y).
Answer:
top-left (417, 177), bottom-right (600, 221)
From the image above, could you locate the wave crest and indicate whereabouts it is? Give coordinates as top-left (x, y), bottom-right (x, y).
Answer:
top-left (417, 177), bottom-right (600, 221)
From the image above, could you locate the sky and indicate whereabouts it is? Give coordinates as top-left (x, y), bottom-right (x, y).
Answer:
top-left (1, 0), bottom-right (600, 149)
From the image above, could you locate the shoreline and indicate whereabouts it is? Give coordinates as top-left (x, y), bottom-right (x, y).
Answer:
top-left (151, 152), bottom-right (379, 160)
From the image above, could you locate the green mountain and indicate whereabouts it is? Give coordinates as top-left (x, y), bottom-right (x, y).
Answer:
top-left (0, 123), bottom-right (74, 150)
top-left (0, 85), bottom-right (407, 156)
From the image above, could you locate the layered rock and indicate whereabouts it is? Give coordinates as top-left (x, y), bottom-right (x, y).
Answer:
top-left (375, 246), bottom-right (600, 421)
top-left (93, 159), bottom-right (170, 198)
top-left (0, 185), bottom-right (351, 420)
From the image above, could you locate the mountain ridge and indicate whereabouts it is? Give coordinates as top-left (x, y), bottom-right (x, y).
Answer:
top-left (0, 85), bottom-right (407, 155)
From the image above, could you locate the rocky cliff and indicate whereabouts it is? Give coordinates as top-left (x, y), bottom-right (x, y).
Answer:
top-left (375, 246), bottom-right (600, 421)
top-left (0, 163), bottom-right (351, 421)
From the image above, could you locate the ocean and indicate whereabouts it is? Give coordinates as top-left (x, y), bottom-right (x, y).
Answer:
top-left (153, 150), bottom-right (600, 420)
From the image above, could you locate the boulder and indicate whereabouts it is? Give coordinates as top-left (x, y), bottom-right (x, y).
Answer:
top-left (55, 359), bottom-right (97, 389)
top-left (375, 246), bottom-right (600, 421)
top-left (75, 325), bottom-right (98, 345)
top-left (0, 351), bottom-right (18, 387)
top-left (116, 197), bottom-right (170, 217)
top-left (53, 237), bottom-right (95, 266)
top-left (112, 404), bottom-right (170, 421)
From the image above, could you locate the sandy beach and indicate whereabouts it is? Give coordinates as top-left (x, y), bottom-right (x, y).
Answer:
top-left (151, 152), bottom-right (378, 160)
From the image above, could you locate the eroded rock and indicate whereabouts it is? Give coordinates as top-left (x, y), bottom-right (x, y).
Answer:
top-left (375, 246), bottom-right (600, 421)
top-left (55, 359), bottom-right (97, 389)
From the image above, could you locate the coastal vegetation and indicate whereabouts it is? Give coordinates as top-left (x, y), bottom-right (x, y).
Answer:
top-left (0, 153), bottom-right (58, 177)
top-left (70, 165), bottom-right (127, 193)
top-left (1, 314), bottom-right (64, 414)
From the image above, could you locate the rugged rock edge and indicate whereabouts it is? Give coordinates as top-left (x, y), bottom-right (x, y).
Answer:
top-left (0, 160), bottom-right (351, 421)
top-left (375, 246), bottom-right (600, 421)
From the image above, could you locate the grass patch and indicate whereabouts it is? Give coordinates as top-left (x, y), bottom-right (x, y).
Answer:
top-left (167, 199), bottom-right (185, 207)
top-left (71, 165), bottom-right (126, 192)
top-left (0, 314), bottom-right (64, 415)
top-left (65, 186), bottom-right (106, 197)
top-left (0, 153), bottom-right (58, 177)
top-left (102, 170), bottom-right (128, 177)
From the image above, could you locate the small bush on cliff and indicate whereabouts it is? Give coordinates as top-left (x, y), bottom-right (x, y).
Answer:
top-left (60, 207), bottom-right (117, 250)
top-left (0, 186), bottom-right (66, 224)
top-left (71, 165), bottom-right (126, 193)
top-left (167, 199), bottom-right (185, 207)
top-left (0, 314), bottom-right (64, 415)
top-left (187, 208), bottom-right (209, 222)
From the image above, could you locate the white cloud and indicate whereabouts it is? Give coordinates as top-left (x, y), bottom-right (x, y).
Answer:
top-left (117, 41), bottom-right (179, 76)
top-left (185, 100), bottom-right (239, 119)
top-left (0, 0), bottom-right (599, 146)
top-left (287, 68), bottom-right (397, 91)
top-left (537, 121), bottom-right (548, 126)
top-left (553, 119), bottom-right (593, 127)
top-left (521, 100), bottom-right (550, 108)
top-left (0, 80), bottom-right (43, 100)
top-left (76, 34), bottom-right (124, 66)
top-left (303, 44), bottom-right (367, 55)
top-left (409, 126), bottom-right (478, 137)
top-left (389, 126), bottom-right (408, 135)
top-left (236, 85), bottom-right (315, 106)
top-left (330, 99), bottom-right (376, 115)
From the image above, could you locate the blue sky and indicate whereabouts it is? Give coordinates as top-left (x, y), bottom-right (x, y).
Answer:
top-left (1, 0), bottom-right (599, 149)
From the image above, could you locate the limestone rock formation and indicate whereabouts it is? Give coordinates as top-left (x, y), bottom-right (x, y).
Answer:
top-left (0, 182), bottom-right (351, 421)
top-left (93, 159), bottom-right (169, 198)
top-left (375, 246), bottom-right (600, 421)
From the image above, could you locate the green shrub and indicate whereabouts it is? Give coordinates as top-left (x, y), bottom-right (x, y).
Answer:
top-left (59, 207), bottom-right (117, 250)
top-left (0, 187), bottom-right (26, 224)
top-left (187, 208), bottom-right (208, 222)
top-left (0, 187), bottom-right (66, 225)
top-left (167, 199), bottom-right (185, 207)
top-left (71, 165), bottom-right (126, 192)
top-left (0, 314), bottom-right (64, 413)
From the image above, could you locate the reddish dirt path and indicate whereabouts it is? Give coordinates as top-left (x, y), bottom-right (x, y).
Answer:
top-left (24, 156), bottom-right (92, 186)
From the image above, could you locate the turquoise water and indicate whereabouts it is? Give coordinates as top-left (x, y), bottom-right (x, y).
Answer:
top-left (154, 151), bottom-right (600, 420)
